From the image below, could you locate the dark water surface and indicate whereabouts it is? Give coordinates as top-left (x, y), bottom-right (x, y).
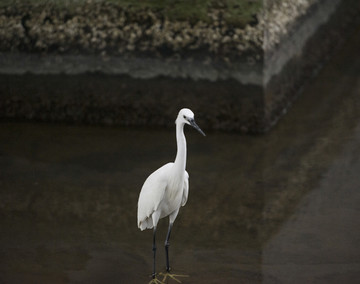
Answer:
top-left (1, 30), bottom-right (360, 283)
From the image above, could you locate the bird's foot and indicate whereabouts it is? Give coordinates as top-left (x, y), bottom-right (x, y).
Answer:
top-left (159, 271), bottom-right (189, 283)
top-left (148, 274), bottom-right (165, 284)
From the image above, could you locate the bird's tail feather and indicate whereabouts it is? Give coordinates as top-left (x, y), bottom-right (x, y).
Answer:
top-left (138, 217), bottom-right (153, 231)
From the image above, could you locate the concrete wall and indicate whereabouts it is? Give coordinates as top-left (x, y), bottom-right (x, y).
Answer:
top-left (0, 0), bottom-right (359, 132)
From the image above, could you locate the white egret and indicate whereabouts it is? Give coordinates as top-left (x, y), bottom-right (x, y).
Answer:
top-left (137, 108), bottom-right (205, 284)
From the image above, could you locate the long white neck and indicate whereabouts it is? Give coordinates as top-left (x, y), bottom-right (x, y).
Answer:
top-left (174, 121), bottom-right (187, 173)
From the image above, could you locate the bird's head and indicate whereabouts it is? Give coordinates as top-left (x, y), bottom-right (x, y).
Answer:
top-left (176, 108), bottom-right (206, 136)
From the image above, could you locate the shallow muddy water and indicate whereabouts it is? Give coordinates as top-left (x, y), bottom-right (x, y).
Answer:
top-left (1, 29), bottom-right (360, 284)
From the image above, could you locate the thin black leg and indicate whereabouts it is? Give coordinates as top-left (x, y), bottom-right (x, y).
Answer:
top-left (152, 226), bottom-right (157, 279)
top-left (165, 223), bottom-right (173, 272)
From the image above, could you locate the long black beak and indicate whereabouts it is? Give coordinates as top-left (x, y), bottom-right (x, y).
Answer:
top-left (189, 119), bottom-right (206, 136)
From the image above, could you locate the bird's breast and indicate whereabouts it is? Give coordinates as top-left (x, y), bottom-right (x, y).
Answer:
top-left (162, 175), bottom-right (184, 212)
top-left (167, 178), bottom-right (183, 200)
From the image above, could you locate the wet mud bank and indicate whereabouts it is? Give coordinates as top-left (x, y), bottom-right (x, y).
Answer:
top-left (0, 0), bottom-right (359, 132)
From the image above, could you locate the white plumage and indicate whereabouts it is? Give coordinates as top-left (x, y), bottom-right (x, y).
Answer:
top-left (137, 108), bottom-right (205, 282)
top-left (137, 163), bottom-right (189, 231)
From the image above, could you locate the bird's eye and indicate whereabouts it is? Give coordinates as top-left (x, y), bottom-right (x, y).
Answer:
top-left (183, 115), bottom-right (187, 119)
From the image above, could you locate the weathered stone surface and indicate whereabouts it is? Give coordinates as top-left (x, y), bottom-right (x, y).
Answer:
top-left (0, 1), bottom-right (262, 61)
